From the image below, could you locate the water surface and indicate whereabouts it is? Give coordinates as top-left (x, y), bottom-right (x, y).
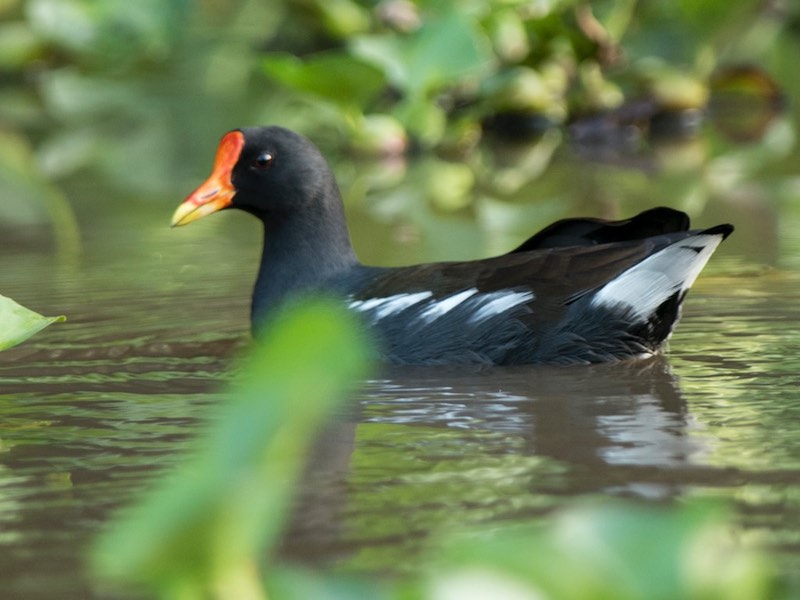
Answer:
top-left (2, 147), bottom-right (800, 597)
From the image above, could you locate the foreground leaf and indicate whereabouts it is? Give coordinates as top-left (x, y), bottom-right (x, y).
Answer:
top-left (427, 501), bottom-right (777, 600)
top-left (0, 294), bottom-right (65, 351)
top-left (92, 298), bottom-right (372, 599)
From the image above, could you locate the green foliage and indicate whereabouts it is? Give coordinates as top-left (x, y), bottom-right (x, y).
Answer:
top-left (0, 0), bottom-right (279, 205)
top-left (353, 7), bottom-right (494, 144)
top-left (425, 502), bottom-right (777, 600)
top-left (262, 51), bottom-right (385, 118)
top-left (352, 9), bottom-right (493, 99)
top-left (91, 299), bottom-right (373, 599)
top-left (259, 0), bottom-right (787, 149)
top-left (0, 293), bottom-right (65, 351)
top-left (298, 0), bottom-right (371, 39)
top-left (0, 0), bottom-right (794, 234)
top-left (27, 0), bottom-right (189, 68)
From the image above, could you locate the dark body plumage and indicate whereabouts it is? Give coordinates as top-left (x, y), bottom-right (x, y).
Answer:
top-left (173, 126), bottom-right (733, 366)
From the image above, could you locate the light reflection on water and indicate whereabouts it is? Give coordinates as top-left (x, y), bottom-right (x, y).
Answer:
top-left (283, 276), bottom-right (800, 577)
top-left (2, 193), bottom-right (800, 596)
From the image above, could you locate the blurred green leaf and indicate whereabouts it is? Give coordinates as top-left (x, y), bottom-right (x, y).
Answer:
top-left (27, 0), bottom-right (189, 65)
top-left (348, 114), bottom-right (408, 156)
top-left (262, 51), bottom-right (385, 112)
top-left (38, 69), bottom-right (145, 121)
top-left (37, 128), bottom-right (98, 179)
top-left (0, 0), bottom-right (19, 17)
top-left (676, 0), bottom-right (759, 34)
top-left (394, 99), bottom-right (447, 146)
top-left (266, 567), bottom-right (387, 600)
top-left (421, 159), bottom-right (474, 211)
top-left (0, 88), bottom-right (46, 125)
top-left (0, 294), bottom-right (65, 351)
top-left (26, 0), bottom-right (95, 54)
top-left (482, 66), bottom-right (567, 118)
top-left (636, 61), bottom-right (710, 110)
top-left (431, 501), bottom-right (776, 600)
top-left (486, 9), bottom-right (529, 61)
top-left (92, 299), bottom-right (372, 599)
top-left (592, 0), bottom-right (638, 42)
top-left (351, 9), bottom-right (494, 99)
top-left (0, 128), bottom-right (82, 256)
top-left (311, 0), bottom-right (370, 38)
top-left (0, 23), bottom-right (43, 69)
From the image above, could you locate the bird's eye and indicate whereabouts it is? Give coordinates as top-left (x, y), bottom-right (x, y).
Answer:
top-left (253, 152), bottom-right (273, 170)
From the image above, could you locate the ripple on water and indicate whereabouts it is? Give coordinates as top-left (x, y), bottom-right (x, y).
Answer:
top-left (3, 221), bottom-right (800, 594)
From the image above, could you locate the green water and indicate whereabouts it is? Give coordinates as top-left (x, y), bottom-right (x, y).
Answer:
top-left (2, 133), bottom-right (800, 598)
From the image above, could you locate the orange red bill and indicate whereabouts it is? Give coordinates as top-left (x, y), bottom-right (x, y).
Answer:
top-left (171, 130), bottom-right (245, 227)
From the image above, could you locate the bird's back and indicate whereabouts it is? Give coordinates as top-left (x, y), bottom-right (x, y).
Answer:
top-left (344, 223), bottom-right (732, 365)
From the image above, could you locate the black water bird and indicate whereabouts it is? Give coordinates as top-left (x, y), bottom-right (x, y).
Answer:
top-left (171, 126), bottom-right (733, 365)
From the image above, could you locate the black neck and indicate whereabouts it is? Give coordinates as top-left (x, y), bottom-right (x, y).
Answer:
top-left (251, 187), bottom-right (358, 324)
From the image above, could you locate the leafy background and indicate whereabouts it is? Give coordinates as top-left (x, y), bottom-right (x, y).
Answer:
top-left (1, 0), bottom-right (797, 242)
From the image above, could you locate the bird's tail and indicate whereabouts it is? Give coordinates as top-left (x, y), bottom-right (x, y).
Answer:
top-left (589, 224), bottom-right (734, 347)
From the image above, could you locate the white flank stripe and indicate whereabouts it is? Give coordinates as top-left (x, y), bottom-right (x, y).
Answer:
top-left (349, 288), bottom-right (535, 325)
top-left (349, 291), bottom-right (432, 319)
top-left (468, 291), bottom-right (535, 324)
top-left (417, 289), bottom-right (478, 323)
top-left (591, 233), bottom-right (724, 319)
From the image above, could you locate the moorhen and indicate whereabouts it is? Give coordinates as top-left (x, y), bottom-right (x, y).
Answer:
top-left (171, 126), bottom-right (733, 365)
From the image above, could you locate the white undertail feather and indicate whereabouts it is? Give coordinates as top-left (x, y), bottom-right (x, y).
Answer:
top-left (591, 232), bottom-right (725, 319)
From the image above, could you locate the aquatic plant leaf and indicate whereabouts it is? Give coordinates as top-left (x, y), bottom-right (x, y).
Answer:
top-left (311, 0), bottom-right (370, 38)
top-left (262, 51), bottom-right (385, 111)
top-left (0, 294), bottom-right (65, 351)
top-left (351, 9), bottom-right (494, 98)
top-left (92, 298), bottom-right (372, 598)
top-left (676, 0), bottom-right (759, 33)
top-left (28, 0), bottom-right (189, 65)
